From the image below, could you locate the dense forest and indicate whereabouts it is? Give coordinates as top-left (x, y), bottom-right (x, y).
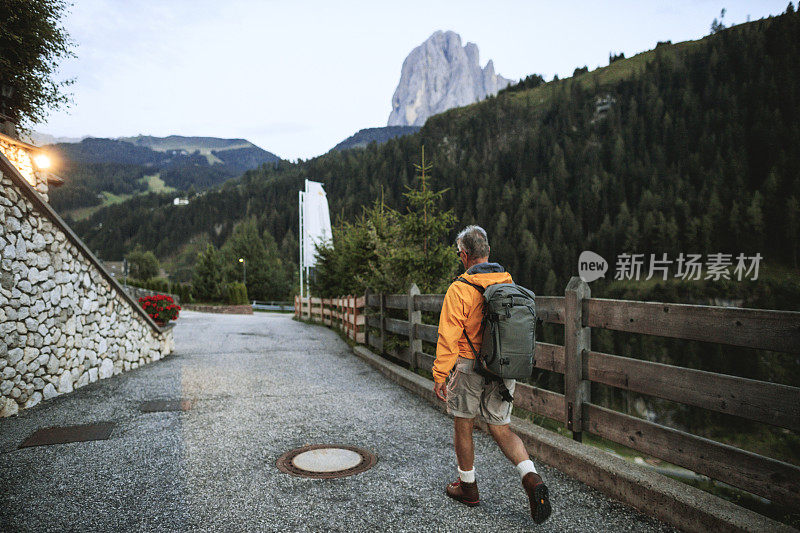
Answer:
top-left (72, 9), bottom-right (800, 308)
top-left (47, 137), bottom-right (280, 212)
top-left (48, 161), bottom-right (150, 211)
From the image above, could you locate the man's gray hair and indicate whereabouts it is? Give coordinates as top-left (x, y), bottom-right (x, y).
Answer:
top-left (456, 225), bottom-right (490, 258)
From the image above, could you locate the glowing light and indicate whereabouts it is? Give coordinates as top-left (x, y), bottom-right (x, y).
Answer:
top-left (33, 154), bottom-right (51, 169)
top-left (0, 140), bottom-right (35, 185)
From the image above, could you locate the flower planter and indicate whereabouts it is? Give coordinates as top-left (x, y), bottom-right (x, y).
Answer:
top-left (138, 294), bottom-right (181, 325)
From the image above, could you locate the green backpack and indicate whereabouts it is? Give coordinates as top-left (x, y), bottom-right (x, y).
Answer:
top-left (457, 278), bottom-right (538, 402)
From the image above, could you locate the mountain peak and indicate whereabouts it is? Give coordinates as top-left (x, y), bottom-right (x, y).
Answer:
top-left (387, 30), bottom-right (512, 126)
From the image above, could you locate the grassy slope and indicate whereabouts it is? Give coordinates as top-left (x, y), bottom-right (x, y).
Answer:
top-left (68, 191), bottom-right (133, 221)
top-left (141, 173), bottom-right (176, 193)
top-left (66, 173), bottom-right (176, 221)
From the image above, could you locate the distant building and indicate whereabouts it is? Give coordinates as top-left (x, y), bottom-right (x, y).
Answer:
top-left (173, 197), bottom-right (189, 206)
top-left (594, 94), bottom-right (616, 115)
top-left (591, 94), bottom-right (617, 124)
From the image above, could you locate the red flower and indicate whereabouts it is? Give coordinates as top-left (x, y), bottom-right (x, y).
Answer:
top-left (139, 293), bottom-right (180, 323)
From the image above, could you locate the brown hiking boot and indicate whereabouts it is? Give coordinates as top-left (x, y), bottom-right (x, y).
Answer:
top-left (446, 478), bottom-right (480, 507)
top-left (522, 472), bottom-right (551, 524)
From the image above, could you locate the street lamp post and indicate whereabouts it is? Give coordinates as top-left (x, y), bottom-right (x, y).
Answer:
top-left (238, 257), bottom-right (246, 286)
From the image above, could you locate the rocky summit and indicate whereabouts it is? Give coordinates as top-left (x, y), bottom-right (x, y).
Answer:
top-left (387, 30), bottom-right (512, 127)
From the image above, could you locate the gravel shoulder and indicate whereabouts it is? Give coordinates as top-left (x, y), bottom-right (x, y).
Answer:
top-left (0, 311), bottom-right (676, 532)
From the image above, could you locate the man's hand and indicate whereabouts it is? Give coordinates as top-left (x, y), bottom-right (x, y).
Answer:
top-left (434, 381), bottom-right (447, 402)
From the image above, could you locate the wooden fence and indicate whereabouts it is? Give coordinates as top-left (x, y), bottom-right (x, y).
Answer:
top-left (295, 295), bottom-right (365, 343)
top-left (296, 278), bottom-right (800, 509)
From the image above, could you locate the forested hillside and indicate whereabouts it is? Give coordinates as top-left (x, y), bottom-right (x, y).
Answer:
top-left (73, 10), bottom-right (800, 306)
top-left (332, 126), bottom-right (421, 151)
top-left (47, 136), bottom-right (280, 215)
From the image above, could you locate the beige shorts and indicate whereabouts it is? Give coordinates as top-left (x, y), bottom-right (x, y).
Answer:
top-left (446, 357), bottom-right (515, 425)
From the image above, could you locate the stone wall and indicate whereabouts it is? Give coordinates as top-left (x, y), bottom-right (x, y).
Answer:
top-left (0, 166), bottom-right (174, 417)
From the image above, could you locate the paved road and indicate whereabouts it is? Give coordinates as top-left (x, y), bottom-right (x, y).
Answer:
top-left (0, 311), bottom-right (676, 532)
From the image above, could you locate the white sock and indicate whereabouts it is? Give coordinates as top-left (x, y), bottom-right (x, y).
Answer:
top-left (516, 459), bottom-right (537, 479)
top-left (458, 467), bottom-right (475, 483)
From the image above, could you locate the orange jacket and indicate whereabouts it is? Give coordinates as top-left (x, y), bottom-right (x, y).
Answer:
top-left (432, 264), bottom-right (513, 383)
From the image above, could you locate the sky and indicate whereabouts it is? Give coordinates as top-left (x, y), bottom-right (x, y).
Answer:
top-left (39, 0), bottom-right (791, 160)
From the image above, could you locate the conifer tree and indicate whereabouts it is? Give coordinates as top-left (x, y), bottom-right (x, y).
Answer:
top-left (221, 219), bottom-right (290, 300)
top-left (192, 244), bottom-right (224, 302)
top-left (391, 147), bottom-right (457, 293)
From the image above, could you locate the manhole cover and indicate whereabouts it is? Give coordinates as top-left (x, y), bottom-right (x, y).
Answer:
top-left (140, 399), bottom-right (194, 412)
top-left (19, 422), bottom-right (115, 448)
top-left (276, 444), bottom-right (377, 479)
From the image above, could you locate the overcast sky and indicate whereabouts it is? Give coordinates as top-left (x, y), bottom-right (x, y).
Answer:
top-left (39, 0), bottom-right (790, 160)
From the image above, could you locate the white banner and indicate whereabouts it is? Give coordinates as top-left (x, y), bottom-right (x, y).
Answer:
top-left (301, 179), bottom-right (332, 268)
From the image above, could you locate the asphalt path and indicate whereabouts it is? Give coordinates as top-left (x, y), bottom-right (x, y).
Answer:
top-left (0, 311), bottom-right (676, 532)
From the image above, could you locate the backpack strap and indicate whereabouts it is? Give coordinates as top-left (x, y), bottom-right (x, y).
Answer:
top-left (455, 277), bottom-right (485, 294)
top-left (462, 328), bottom-right (480, 358)
top-left (462, 329), bottom-right (515, 404)
top-left (457, 276), bottom-right (486, 361)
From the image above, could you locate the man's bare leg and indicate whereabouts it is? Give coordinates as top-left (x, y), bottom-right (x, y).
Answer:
top-left (487, 423), bottom-right (529, 464)
top-left (488, 423), bottom-right (552, 523)
top-left (447, 416), bottom-right (480, 506)
top-left (454, 416), bottom-right (476, 470)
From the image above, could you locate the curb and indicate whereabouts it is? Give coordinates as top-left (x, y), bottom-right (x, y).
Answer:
top-left (182, 304), bottom-right (254, 315)
top-left (351, 345), bottom-right (793, 533)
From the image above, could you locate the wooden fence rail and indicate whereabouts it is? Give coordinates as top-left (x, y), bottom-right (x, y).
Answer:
top-left (297, 278), bottom-right (800, 508)
top-left (295, 295), bottom-right (365, 343)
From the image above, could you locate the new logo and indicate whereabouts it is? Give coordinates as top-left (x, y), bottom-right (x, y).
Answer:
top-left (578, 251), bottom-right (608, 282)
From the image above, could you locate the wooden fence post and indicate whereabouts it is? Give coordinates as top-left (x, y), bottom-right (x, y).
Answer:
top-left (354, 295), bottom-right (361, 343)
top-left (379, 292), bottom-right (386, 354)
top-left (564, 276), bottom-right (591, 442)
top-left (326, 298), bottom-right (332, 326)
top-left (344, 296), bottom-right (349, 337)
top-left (349, 295), bottom-right (355, 340)
top-left (363, 289), bottom-right (371, 347)
top-left (408, 283), bottom-right (421, 371)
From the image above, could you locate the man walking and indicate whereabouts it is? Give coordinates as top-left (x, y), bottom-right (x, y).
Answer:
top-left (432, 225), bottom-right (551, 524)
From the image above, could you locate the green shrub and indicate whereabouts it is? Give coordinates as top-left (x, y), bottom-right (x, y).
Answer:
top-left (172, 283), bottom-right (194, 304)
top-left (146, 277), bottom-right (170, 293)
top-left (224, 282), bottom-right (248, 305)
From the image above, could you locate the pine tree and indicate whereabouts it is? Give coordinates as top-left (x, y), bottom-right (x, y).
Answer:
top-left (220, 219), bottom-right (290, 300)
top-left (192, 244), bottom-right (224, 302)
top-left (787, 196), bottom-right (799, 267)
top-left (391, 147), bottom-right (457, 293)
top-left (544, 269), bottom-right (558, 296)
